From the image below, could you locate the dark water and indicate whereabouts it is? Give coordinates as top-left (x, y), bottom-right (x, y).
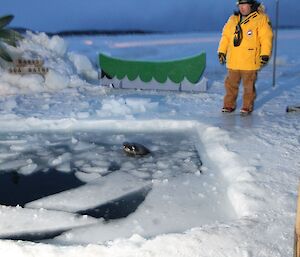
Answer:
top-left (0, 130), bottom-right (201, 242)
top-left (0, 167), bottom-right (150, 219)
top-left (0, 228), bottom-right (71, 242)
top-left (0, 166), bottom-right (150, 241)
top-left (0, 187), bottom-right (150, 242)
top-left (0, 169), bottom-right (84, 207)
top-left (77, 187), bottom-right (151, 220)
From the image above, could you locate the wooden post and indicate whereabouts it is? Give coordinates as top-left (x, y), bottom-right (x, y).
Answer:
top-left (294, 184), bottom-right (300, 257)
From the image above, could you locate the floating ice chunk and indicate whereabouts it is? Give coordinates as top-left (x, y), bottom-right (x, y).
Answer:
top-left (9, 144), bottom-right (28, 152)
top-left (80, 165), bottom-right (108, 174)
top-left (0, 139), bottom-right (28, 145)
top-left (172, 150), bottom-right (194, 159)
top-left (0, 159), bottom-right (32, 171)
top-left (56, 162), bottom-right (71, 173)
top-left (71, 137), bottom-right (78, 144)
top-left (75, 171), bottom-right (102, 182)
top-left (26, 172), bottom-right (151, 213)
top-left (0, 152), bottom-right (20, 160)
top-left (0, 205), bottom-right (97, 237)
top-left (2, 98), bottom-right (17, 111)
top-left (18, 163), bottom-right (38, 175)
top-left (90, 159), bottom-right (111, 168)
top-left (48, 152), bottom-right (71, 167)
top-left (73, 141), bottom-right (96, 151)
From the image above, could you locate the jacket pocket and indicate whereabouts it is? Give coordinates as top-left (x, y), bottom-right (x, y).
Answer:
top-left (247, 48), bottom-right (256, 65)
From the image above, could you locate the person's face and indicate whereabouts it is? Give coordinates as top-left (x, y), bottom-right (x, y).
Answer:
top-left (239, 3), bottom-right (252, 16)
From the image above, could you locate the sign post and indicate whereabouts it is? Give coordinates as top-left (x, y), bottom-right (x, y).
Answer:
top-left (272, 0), bottom-right (279, 87)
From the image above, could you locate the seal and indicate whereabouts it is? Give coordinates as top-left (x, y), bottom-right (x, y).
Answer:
top-left (122, 142), bottom-right (151, 156)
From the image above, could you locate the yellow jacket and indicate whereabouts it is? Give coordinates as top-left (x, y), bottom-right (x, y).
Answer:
top-left (218, 9), bottom-right (273, 70)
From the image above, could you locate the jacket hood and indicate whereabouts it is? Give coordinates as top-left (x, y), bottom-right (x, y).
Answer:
top-left (234, 1), bottom-right (265, 16)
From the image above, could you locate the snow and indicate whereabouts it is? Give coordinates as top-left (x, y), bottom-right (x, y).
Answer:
top-left (52, 172), bottom-right (235, 244)
top-left (0, 28), bottom-right (299, 257)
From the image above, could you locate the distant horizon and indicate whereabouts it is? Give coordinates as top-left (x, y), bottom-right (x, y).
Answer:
top-left (2, 0), bottom-right (299, 33)
top-left (9, 25), bottom-right (300, 37)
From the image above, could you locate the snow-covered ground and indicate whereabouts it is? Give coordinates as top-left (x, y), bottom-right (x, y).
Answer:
top-left (0, 29), bottom-right (299, 256)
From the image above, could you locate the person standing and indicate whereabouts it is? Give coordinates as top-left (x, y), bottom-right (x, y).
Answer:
top-left (218, 0), bottom-right (273, 114)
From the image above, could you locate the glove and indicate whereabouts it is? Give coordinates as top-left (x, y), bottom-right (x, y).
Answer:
top-left (260, 55), bottom-right (269, 66)
top-left (218, 52), bottom-right (226, 65)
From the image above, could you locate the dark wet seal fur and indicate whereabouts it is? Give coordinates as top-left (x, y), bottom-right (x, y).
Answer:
top-left (122, 142), bottom-right (151, 156)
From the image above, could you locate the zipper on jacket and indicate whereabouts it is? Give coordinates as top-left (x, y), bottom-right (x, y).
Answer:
top-left (240, 12), bottom-right (258, 25)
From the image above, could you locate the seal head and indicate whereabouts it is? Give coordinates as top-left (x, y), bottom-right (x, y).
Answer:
top-left (122, 142), bottom-right (151, 156)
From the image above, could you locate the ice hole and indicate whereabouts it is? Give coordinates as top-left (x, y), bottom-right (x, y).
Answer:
top-left (0, 130), bottom-right (236, 244)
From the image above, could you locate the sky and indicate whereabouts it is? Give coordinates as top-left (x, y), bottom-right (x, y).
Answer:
top-left (1, 0), bottom-right (299, 33)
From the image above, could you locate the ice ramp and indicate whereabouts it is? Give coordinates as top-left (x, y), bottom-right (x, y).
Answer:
top-left (99, 52), bottom-right (207, 92)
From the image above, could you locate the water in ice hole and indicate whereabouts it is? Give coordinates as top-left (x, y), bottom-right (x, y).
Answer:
top-left (0, 131), bottom-right (234, 242)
